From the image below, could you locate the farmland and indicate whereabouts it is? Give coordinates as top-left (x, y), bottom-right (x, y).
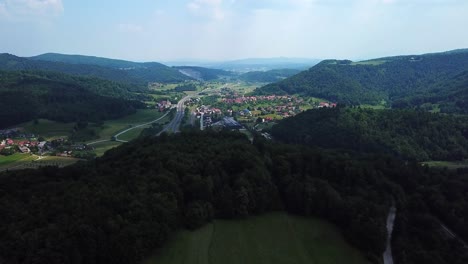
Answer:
top-left (146, 212), bottom-right (370, 264)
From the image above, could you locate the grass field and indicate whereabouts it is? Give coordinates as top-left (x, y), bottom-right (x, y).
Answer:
top-left (92, 141), bottom-right (122, 157)
top-left (422, 160), bottom-right (468, 170)
top-left (0, 155), bottom-right (80, 172)
top-left (88, 109), bottom-right (165, 142)
top-left (19, 119), bottom-right (75, 140)
top-left (146, 212), bottom-right (370, 264)
top-left (0, 153), bottom-right (35, 168)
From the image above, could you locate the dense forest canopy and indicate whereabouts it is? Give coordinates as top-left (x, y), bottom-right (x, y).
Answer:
top-left (255, 50), bottom-right (468, 112)
top-left (174, 66), bottom-right (234, 81)
top-left (271, 107), bottom-right (468, 161)
top-left (1, 132), bottom-right (467, 264)
top-left (0, 71), bottom-right (145, 128)
top-left (239, 69), bottom-right (301, 83)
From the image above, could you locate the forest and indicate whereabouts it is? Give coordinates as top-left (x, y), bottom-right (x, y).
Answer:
top-left (271, 107), bottom-right (468, 161)
top-left (0, 71), bottom-right (145, 128)
top-left (255, 51), bottom-right (468, 111)
top-left (239, 69), bottom-right (301, 83)
top-left (0, 53), bottom-right (192, 85)
top-left (1, 131), bottom-right (467, 264)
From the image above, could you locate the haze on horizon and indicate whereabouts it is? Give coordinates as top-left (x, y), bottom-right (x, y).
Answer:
top-left (1, 0), bottom-right (468, 62)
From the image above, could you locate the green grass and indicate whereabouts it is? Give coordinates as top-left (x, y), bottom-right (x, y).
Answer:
top-left (90, 109), bottom-right (165, 142)
top-left (91, 141), bottom-right (122, 157)
top-left (19, 119), bottom-right (75, 140)
top-left (422, 160), bottom-right (468, 170)
top-left (0, 153), bottom-right (35, 167)
top-left (146, 212), bottom-right (371, 264)
top-left (0, 154), bottom-right (79, 172)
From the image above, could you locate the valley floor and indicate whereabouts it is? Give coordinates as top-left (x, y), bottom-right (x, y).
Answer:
top-left (145, 212), bottom-right (370, 264)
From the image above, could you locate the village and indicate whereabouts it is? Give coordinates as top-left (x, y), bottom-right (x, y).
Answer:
top-left (181, 89), bottom-right (337, 131)
top-left (0, 128), bottom-right (94, 159)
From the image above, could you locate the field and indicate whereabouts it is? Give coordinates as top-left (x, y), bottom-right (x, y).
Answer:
top-left (0, 153), bottom-right (35, 168)
top-left (92, 141), bottom-right (123, 157)
top-left (92, 109), bottom-right (165, 141)
top-left (146, 212), bottom-right (370, 264)
top-left (0, 155), bottom-right (80, 172)
top-left (19, 119), bottom-right (75, 140)
top-left (422, 160), bottom-right (468, 170)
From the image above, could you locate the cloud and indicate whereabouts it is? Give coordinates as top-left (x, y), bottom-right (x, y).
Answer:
top-left (0, 0), bottom-right (63, 19)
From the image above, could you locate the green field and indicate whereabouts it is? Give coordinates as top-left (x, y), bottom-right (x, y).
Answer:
top-left (94, 109), bottom-right (165, 140)
top-left (0, 154), bottom-right (80, 172)
top-left (0, 153), bottom-right (35, 168)
top-left (422, 160), bottom-right (468, 170)
top-left (146, 212), bottom-right (370, 264)
top-left (92, 141), bottom-right (122, 157)
top-left (19, 119), bottom-right (75, 140)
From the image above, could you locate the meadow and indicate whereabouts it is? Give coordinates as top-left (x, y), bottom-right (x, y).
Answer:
top-left (146, 212), bottom-right (370, 264)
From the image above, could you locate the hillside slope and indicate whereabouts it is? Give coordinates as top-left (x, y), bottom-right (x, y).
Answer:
top-left (271, 107), bottom-right (468, 161)
top-left (32, 53), bottom-right (193, 83)
top-left (0, 71), bottom-right (144, 128)
top-left (239, 69), bottom-right (301, 83)
top-left (0, 53), bottom-right (191, 85)
top-left (255, 50), bottom-right (468, 108)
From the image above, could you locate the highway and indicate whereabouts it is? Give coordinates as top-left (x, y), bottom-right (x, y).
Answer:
top-left (158, 95), bottom-right (192, 135)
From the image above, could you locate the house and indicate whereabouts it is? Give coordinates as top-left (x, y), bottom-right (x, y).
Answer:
top-left (6, 139), bottom-right (14, 145)
top-left (18, 146), bottom-right (30, 153)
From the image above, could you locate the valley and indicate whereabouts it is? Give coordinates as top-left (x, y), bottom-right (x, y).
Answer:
top-left (1, 49), bottom-right (468, 264)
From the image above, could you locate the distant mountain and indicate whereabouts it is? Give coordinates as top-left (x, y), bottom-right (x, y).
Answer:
top-left (0, 70), bottom-right (144, 128)
top-left (165, 57), bottom-right (320, 72)
top-left (0, 53), bottom-right (193, 84)
top-left (31, 53), bottom-right (142, 69)
top-left (255, 49), bottom-right (468, 111)
top-left (173, 66), bottom-right (234, 81)
top-left (239, 69), bottom-right (301, 83)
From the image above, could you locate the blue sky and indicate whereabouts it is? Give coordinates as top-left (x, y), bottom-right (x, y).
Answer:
top-left (1, 0), bottom-right (468, 61)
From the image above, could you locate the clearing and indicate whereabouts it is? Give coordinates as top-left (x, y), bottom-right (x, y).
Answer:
top-left (146, 212), bottom-right (370, 264)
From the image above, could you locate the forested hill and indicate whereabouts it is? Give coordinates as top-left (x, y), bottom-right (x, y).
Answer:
top-left (239, 68), bottom-right (301, 83)
top-left (0, 71), bottom-right (144, 128)
top-left (0, 53), bottom-right (192, 84)
top-left (173, 66), bottom-right (234, 81)
top-left (271, 107), bottom-right (468, 161)
top-left (1, 131), bottom-right (467, 264)
top-left (31, 53), bottom-right (193, 83)
top-left (255, 50), bottom-right (468, 108)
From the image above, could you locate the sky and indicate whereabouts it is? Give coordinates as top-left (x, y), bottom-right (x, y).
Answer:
top-left (1, 0), bottom-right (468, 62)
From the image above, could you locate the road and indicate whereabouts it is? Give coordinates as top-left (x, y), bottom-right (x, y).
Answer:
top-left (87, 110), bottom-right (171, 145)
top-left (158, 95), bottom-right (192, 135)
top-left (383, 206), bottom-right (396, 264)
top-left (440, 222), bottom-right (468, 249)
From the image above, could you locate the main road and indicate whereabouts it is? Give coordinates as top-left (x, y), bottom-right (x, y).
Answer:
top-left (158, 95), bottom-right (192, 135)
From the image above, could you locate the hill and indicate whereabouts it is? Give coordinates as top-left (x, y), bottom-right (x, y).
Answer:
top-left (31, 53), bottom-right (193, 83)
top-left (255, 50), bottom-right (468, 109)
top-left (271, 107), bottom-right (468, 161)
top-left (0, 53), bottom-right (192, 85)
top-left (0, 71), bottom-right (144, 128)
top-left (173, 66), bottom-right (234, 81)
top-left (1, 131), bottom-right (468, 264)
top-left (239, 68), bottom-right (301, 83)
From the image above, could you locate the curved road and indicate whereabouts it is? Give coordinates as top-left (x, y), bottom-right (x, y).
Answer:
top-left (87, 110), bottom-right (171, 145)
